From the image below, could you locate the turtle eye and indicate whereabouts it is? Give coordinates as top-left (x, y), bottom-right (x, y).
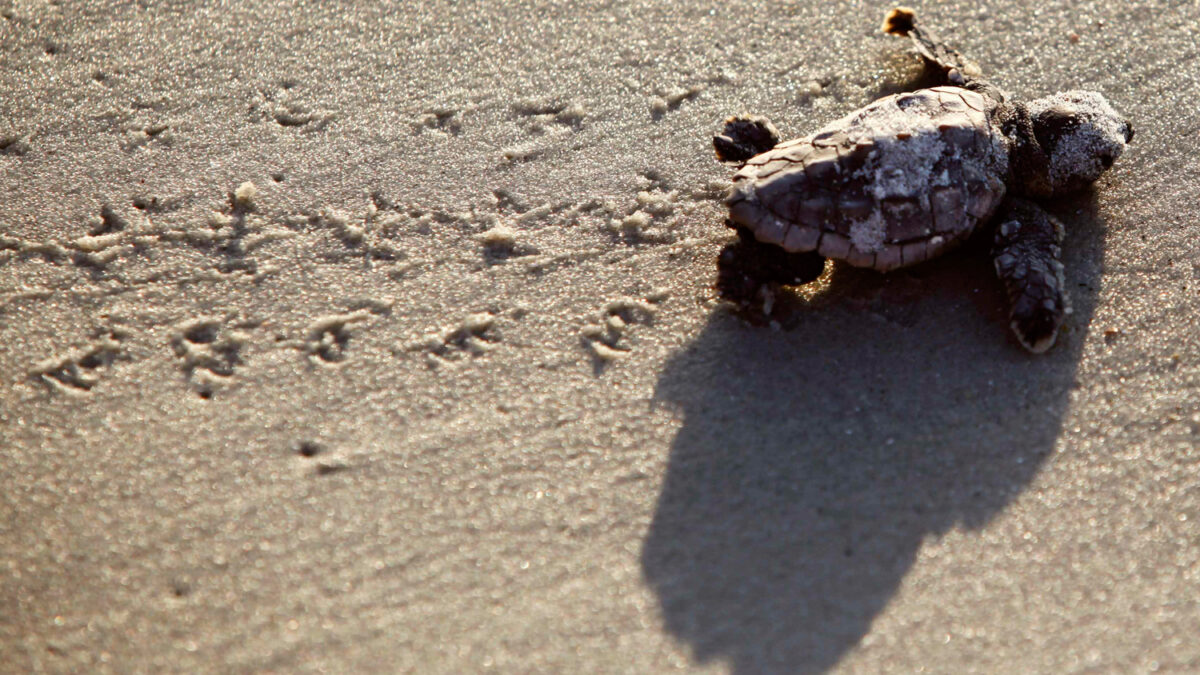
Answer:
top-left (1034, 105), bottom-right (1080, 152)
top-left (1123, 122), bottom-right (1134, 143)
top-left (1100, 153), bottom-right (1114, 168)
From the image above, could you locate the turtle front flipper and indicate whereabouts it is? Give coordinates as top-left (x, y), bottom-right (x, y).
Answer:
top-left (882, 7), bottom-right (981, 86)
top-left (713, 115), bottom-right (780, 164)
top-left (991, 199), bottom-right (1068, 353)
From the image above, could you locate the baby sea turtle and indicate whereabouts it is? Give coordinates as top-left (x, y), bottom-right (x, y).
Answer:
top-left (714, 7), bottom-right (1132, 352)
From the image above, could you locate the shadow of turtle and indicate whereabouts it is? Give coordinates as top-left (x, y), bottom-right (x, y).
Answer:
top-left (641, 193), bottom-right (1103, 674)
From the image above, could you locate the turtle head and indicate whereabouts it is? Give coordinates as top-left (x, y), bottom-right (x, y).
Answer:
top-left (1028, 91), bottom-right (1133, 194)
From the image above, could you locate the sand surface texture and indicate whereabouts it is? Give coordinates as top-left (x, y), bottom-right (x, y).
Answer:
top-left (3, 1), bottom-right (1199, 672)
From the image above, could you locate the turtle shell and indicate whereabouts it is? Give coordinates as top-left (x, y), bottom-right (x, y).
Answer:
top-left (726, 87), bottom-right (1010, 271)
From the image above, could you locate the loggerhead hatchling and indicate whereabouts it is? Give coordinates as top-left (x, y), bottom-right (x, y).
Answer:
top-left (714, 7), bottom-right (1133, 352)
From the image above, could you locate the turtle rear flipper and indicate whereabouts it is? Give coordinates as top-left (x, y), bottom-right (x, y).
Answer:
top-left (713, 114), bottom-right (780, 164)
top-left (883, 7), bottom-right (981, 85)
top-left (717, 224), bottom-right (826, 307)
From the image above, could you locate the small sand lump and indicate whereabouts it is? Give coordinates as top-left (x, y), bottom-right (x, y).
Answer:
top-left (479, 225), bottom-right (517, 248)
top-left (234, 181), bottom-right (258, 207)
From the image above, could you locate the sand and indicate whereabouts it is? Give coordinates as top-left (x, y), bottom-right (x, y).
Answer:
top-left (2, 1), bottom-right (1199, 672)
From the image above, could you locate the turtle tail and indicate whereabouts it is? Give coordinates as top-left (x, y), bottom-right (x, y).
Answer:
top-left (882, 7), bottom-right (982, 86)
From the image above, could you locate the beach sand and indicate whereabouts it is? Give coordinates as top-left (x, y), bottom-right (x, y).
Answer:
top-left (2, 1), bottom-right (1198, 672)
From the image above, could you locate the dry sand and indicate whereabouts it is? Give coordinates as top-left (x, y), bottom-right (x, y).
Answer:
top-left (2, 1), bottom-right (1199, 672)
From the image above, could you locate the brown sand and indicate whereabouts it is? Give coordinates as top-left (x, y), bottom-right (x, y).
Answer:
top-left (2, 1), bottom-right (1199, 672)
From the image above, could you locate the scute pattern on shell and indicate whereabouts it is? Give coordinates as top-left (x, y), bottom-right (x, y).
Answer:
top-left (726, 87), bottom-right (1010, 271)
